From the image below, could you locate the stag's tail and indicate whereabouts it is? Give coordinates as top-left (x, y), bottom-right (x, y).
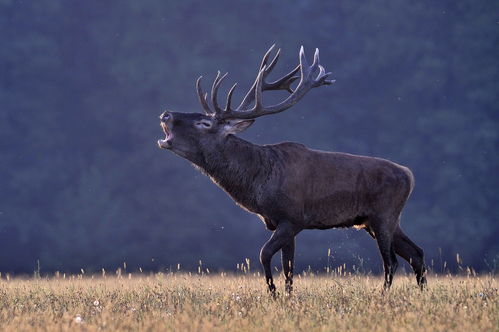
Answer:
top-left (401, 166), bottom-right (415, 200)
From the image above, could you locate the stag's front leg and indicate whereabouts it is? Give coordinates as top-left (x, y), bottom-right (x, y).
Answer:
top-left (281, 237), bottom-right (295, 294)
top-left (260, 222), bottom-right (296, 295)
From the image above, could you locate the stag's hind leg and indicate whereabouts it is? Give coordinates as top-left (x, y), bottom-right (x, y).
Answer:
top-left (393, 226), bottom-right (427, 289)
top-left (371, 219), bottom-right (398, 289)
top-left (281, 237), bottom-right (295, 294)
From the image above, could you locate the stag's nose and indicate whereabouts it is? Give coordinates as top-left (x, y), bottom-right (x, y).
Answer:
top-left (160, 111), bottom-right (172, 123)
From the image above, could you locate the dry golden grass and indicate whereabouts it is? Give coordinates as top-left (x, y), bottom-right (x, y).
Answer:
top-left (0, 272), bottom-right (497, 332)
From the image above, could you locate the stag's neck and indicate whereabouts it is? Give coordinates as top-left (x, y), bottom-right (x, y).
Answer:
top-left (196, 135), bottom-right (271, 207)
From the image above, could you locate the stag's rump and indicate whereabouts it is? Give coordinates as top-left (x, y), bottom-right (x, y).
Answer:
top-left (263, 142), bottom-right (414, 229)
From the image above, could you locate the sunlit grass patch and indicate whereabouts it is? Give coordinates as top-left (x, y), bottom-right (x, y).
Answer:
top-left (0, 273), bottom-right (497, 331)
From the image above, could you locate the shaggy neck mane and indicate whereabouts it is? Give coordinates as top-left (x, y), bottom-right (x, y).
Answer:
top-left (196, 135), bottom-right (271, 208)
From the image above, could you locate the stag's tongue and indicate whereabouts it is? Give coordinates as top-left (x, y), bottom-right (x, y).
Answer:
top-left (158, 123), bottom-right (173, 148)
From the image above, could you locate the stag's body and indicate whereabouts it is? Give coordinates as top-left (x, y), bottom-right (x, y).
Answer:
top-left (201, 137), bottom-right (413, 232)
top-left (158, 46), bottom-right (426, 294)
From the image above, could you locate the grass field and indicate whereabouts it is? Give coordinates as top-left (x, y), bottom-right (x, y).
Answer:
top-left (0, 272), bottom-right (497, 332)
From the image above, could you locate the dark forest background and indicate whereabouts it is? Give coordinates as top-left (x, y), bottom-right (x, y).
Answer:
top-left (1, 0), bottom-right (498, 275)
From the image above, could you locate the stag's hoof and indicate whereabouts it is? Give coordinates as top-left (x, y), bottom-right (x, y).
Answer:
top-left (267, 283), bottom-right (277, 297)
top-left (418, 276), bottom-right (427, 291)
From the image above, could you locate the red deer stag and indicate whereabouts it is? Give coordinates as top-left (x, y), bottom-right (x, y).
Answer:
top-left (158, 45), bottom-right (426, 294)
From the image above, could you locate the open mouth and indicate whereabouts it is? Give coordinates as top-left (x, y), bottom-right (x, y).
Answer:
top-left (158, 122), bottom-right (173, 149)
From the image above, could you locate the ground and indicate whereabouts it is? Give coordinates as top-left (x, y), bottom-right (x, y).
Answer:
top-left (0, 272), bottom-right (497, 331)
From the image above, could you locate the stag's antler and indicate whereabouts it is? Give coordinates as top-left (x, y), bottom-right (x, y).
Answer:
top-left (196, 45), bottom-right (334, 119)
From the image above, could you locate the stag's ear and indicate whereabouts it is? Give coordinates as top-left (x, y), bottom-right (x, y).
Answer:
top-left (222, 119), bottom-right (255, 136)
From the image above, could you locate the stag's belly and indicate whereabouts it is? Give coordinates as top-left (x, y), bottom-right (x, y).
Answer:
top-left (300, 189), bottom-right (372, 230)
top-left (254, 188), bottom-right (373, 230)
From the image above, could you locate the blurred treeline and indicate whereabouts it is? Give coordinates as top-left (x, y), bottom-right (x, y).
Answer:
top-left (1, 0), bottom-right (497, 274)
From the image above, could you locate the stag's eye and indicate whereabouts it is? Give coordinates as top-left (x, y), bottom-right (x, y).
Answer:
top-left (195, 120), bottom-right (212, 129)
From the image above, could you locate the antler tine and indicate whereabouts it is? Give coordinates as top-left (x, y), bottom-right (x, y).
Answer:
top-left (259, 44), bottom-right (276, 70)
top-left (196, 76), bottom-right (213, 115)
top-left (237, 45), bottom-right (275, 111)
top-left (311, 48), bottom-right (320, 74)
top-left (211, 71), bottom-right (228, 113)
top-left (313, 65), bottom-right (335, 87)
top-left (299, 45), bottom-right (310, 80)
top-left (264, 47), bottom-right (280, 75)
top-left (210, 71), bottom-right (220, 112)
top-left (224, 83), bottom-right (238, 113)
top-left (254, 65), bottom-right (266, 110)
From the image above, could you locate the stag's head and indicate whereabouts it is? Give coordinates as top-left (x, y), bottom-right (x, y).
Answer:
top-left (158, 45), bottom-right (334, 161)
